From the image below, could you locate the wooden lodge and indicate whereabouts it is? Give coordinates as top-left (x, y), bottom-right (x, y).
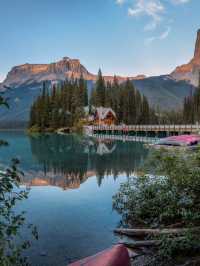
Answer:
top-left (94, 107), bottom-right (116, 126)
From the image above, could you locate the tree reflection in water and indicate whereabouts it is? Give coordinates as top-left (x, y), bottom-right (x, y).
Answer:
top-left (26, 134), bottom-right (148, 189)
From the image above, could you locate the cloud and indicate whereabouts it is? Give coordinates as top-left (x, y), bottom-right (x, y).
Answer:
top-left (171, 0), bottom-right (191, 4)
top-left (145, 26), bottom-right (171, 45)
top-left (116, 0), bottom-right (125, 5)
top-left (145, 36), bottom-right (157, 45)
top-left (159, 26), bottom-right (171, 39)
top-left (128, 0), bottom-right (164, 20)
top-left (128, 0), bottom-right (165, 31)
top-left (117, 0), bottom-right (191, 30)
top-left (144, 20), bottom-right (157, 31)
top-left (115, 0), bottom-right (191, 41)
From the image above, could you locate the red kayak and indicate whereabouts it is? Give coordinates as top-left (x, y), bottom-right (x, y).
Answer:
top-left (68, 244), bottom-right (131, 266)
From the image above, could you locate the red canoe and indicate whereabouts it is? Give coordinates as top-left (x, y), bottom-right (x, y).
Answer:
top-left (156, 134), bottom-right (200, 147)
top-left (68, 244), bottom-right (131, 266)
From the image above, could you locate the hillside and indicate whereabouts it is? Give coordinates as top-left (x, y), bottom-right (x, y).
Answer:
top-left (133, 75), bottom-right (194, 110)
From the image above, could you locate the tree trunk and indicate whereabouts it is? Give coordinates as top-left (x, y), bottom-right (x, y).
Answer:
top-left (114, 227), bottom-right (200, 237)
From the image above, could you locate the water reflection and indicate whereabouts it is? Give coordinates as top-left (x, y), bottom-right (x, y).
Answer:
top-left (23, 134), bottom-right (148, 189)
top-left (0, 132), bottom-right (150, 266)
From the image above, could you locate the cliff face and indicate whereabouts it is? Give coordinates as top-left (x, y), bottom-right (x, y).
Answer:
top-left (23, 170), bottom-right (96, 190)
top-left (1, 57), bottom-right (145, 90)
top-left (2, 57), bottom-right (95, 89)
top-left (171, 29), bottom-right (200, 86)
top-left (194, 29), bottom-right (200, 65)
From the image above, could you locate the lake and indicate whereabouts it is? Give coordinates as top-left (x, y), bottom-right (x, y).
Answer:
top-left (0, 132), bottom-right (148, 266)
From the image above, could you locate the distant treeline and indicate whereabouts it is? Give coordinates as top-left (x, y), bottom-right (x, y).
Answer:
top-left (29, 71), bottom-right (200, 131)
top-left (183, 76), bottom-right (200, 124)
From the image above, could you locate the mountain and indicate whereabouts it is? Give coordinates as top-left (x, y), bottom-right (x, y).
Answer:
top-left (1, 30), bottom-right (199, 127)
top-left (0, 74), bottom-right (193, 127)
top-left (1, 57), bottom-right (95, 90)
top-left (0, 57), bottom-right (146, 127)
top-left (133, 75), bottom-right (194, 110)
top-left (171, 29), bottom-right (200, 86)
top-left (0, 57), bottom-right (145, 91)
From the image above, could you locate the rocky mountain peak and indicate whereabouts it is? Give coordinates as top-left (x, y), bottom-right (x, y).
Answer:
top-left (193, 29), bottom-right (200, 65)
top-left (1, 57), bottom-right (95, 88)
top-left (0, 56), bottom-right (146, 90)
top-left (171, 29), bottom-right (200, 86)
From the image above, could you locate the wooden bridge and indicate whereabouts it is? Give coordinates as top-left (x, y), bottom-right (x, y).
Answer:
top-left (87, 124), bottom-right (200, 138)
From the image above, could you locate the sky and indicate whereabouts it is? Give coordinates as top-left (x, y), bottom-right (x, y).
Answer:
top-left (0, 0), bottom-right (199, 81)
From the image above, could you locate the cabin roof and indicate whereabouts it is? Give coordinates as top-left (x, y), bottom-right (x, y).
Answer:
top-left (95, 107), bottom-right (116, 120)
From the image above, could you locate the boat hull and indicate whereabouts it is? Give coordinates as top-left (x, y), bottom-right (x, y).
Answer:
top-left (68, 244), bottom-right (131, 266)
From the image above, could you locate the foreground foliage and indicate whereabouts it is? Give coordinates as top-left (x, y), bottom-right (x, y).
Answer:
top-left (113, 148), bottom-right (200, 265)
top-left (0, 96), bottom-right (38, 266)
top-left (0, 159), bottom-right (38, 266)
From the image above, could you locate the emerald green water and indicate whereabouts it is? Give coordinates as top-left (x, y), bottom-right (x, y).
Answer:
top-left (0, 132), bottom-right (148, 266)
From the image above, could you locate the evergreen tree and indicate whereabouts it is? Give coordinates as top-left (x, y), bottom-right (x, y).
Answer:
top-left (140, 96), bottom-right (150, 124)
top-left (29, 71), bottom-right (156, 130)
top-left (183, 73), bottom-right (200, 124)
top-left (29, 77), bottom-right (88, 131)
top-left (95, 69), bottom-right (106, 107)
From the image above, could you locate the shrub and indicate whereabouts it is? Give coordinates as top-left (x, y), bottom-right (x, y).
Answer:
top-left (113, 148), bottom-right (200, 264)
top-left (0, 96), bottom-right (38, 266)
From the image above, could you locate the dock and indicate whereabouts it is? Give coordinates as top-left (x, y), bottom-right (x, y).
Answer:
top-left (85, 125), bottom-right (200, 140)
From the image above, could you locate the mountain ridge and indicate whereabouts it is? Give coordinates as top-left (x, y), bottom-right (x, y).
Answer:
top-left (0, 29), bottom-right (200, 126)
top-left (1, 28), bottom-right (200, 90)
top-left (0, 56), bottom-right (146, 91)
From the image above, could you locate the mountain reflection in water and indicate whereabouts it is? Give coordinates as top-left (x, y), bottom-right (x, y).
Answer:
top-left (22, 134), bottom-right (148, 189)
top-left (0, 132), bottom-right (150, 266)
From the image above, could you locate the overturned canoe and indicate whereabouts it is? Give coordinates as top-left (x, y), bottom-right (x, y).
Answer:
top-left (152, 134), bottom-right (200, 149)
top-left (68, 244), bottom-right (131, 266)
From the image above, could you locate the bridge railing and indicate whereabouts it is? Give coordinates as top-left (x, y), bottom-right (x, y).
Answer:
top-left (91, 124), bottom-right (200, 132)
